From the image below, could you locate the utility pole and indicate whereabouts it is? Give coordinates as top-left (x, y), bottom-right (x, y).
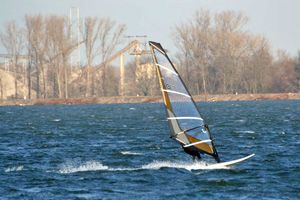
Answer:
top-left (120, 53), bottom-right (125, 96)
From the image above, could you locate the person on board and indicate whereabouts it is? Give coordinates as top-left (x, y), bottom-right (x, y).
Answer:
top-left (182, 145), bottom-right (202, 161)
top-left (204, 124), bottom-right (210, 132)
top-left (182, 124), bottom-right (210, 161)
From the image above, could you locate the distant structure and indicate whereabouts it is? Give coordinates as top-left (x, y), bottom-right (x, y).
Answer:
top-left (126, 35), bottom-right (148, 69)
top-left (95, 37), bottom-right (151, 96)
top-left (0, 54), bottom-right (28, 73)
top-left (95, 40), bottom-right (140, 96)
top-left (135, 63), bottom-right (156, 80)
top-left (0, 54), bottom-right (29, 100)
top-left (69, 7), bottom-right (81, 70)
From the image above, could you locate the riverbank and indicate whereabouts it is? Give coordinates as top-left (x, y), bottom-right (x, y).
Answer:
top-left (1, 92), bottom-right (300, 106)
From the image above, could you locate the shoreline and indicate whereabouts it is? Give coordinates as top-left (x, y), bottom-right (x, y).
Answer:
top-left (1, 93), bottom-right (300, 106)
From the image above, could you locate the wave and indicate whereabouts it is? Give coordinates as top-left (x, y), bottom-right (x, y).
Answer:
top-left (120, 151), bottom-right (143, 155)
top-left (58, 161), bottom-right (108, 174)
top-left (236, 130), bottom-right (255, 134)
top-left (58, 160), bottom-right (229, 174)
top-left (5, 165), bottom-right (24, 172)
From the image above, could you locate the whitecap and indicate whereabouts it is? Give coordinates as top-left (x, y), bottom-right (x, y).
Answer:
top-left (236, 130), bottom-right (255, 134)
top-left (5, 165), bottom-right (24, 172)
top-left (120, 151), bottom-right (143, 155)
top-left (52, 119), bottom-right (61, 122)
top-left (58, 161), bottom-right (108, 174)
top-left (75, 194), bottom-right (96, 199)
top-left (129, 107), bottom-right (136, 110)
top-left (22, 187), bottom-right (41, 193)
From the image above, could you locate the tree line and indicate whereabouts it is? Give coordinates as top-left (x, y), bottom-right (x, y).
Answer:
top-left (0, 15), bottom-right (126, 100)
top-left (0, 10), bottom-right (299, 100)
top-left (173, 9), bottom-right (300, 95)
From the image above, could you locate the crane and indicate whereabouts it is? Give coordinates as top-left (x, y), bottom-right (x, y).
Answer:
top-left (95, 39), bottom-right (149, 96)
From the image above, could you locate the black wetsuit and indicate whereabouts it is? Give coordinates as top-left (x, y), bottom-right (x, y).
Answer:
top-left (182, 145), bottom-right (202, 161)
top-left (181, 125), bottom-right (222, 162)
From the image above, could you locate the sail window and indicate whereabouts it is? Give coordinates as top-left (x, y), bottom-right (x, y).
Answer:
top-left (175, 126), bottom-right (203, 136)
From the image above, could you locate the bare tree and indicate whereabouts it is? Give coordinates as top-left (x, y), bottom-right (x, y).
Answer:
top-left (270, 50), bottom-right (298, 92)
top-left (44, 16), bottom-right (61, 98)
top-left (97, 18), bottom-right (126, 96)
top-left (82, 17), bottom-right (101, 97)
top-left (61, 17), bottom-right (74, 99)
top-left (25, 15), bottom-right (48, 99)
top-left (213, 10), bottom-right (249, 94)
top-left (173, 9), bottom-right (276, 95)
top-left (24, 16), bottom-right (37, 99)
top-left (50, 16), bottom-right (76, 99)
top-left (174, 21), bottom-right (199, 94)
top-left (0, 21), bottom-right (24, 99)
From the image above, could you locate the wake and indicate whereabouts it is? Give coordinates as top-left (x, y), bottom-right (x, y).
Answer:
top-left (58, 161), bottom-right (108, 174)
top-left (58, 160), bottom-right (230, 174)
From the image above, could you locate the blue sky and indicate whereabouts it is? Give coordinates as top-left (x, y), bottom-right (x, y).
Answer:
top-left (1, 0), bottom-right (299, 56)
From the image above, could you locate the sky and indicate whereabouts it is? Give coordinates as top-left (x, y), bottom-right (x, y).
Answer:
top-left (0, 0), bottom-right (299, 56)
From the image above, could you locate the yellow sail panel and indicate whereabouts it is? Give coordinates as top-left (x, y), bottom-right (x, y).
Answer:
top-left (162, 89), bottom-right (172, 109)
top-left (155, 63), bottom-right (172, 110)
top-left (187, 135), bottom-right (214, 154)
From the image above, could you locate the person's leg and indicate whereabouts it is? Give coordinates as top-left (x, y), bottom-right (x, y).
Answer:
top-left (192, 156), bottom-right (196, 161)
top-left (195, 152), bottom-right (201, 161)
top-left (214, 155), bottom-right (221, 163)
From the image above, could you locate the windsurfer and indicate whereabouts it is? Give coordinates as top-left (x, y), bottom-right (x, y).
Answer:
top-left (182, 145), bottom-right (202, 161)
top-left (204, 124), bottom-right (210, 132)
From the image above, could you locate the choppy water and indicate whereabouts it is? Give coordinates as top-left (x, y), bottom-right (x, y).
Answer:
top-left (0, 100), bottom-right (299, 199)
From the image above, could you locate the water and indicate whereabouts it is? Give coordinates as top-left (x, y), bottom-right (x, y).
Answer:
top-left (0, 100), bottom-right (299, 199)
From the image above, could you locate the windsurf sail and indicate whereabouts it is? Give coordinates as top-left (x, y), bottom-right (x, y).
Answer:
top-left (149, 41), bottom-right (220, 162)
